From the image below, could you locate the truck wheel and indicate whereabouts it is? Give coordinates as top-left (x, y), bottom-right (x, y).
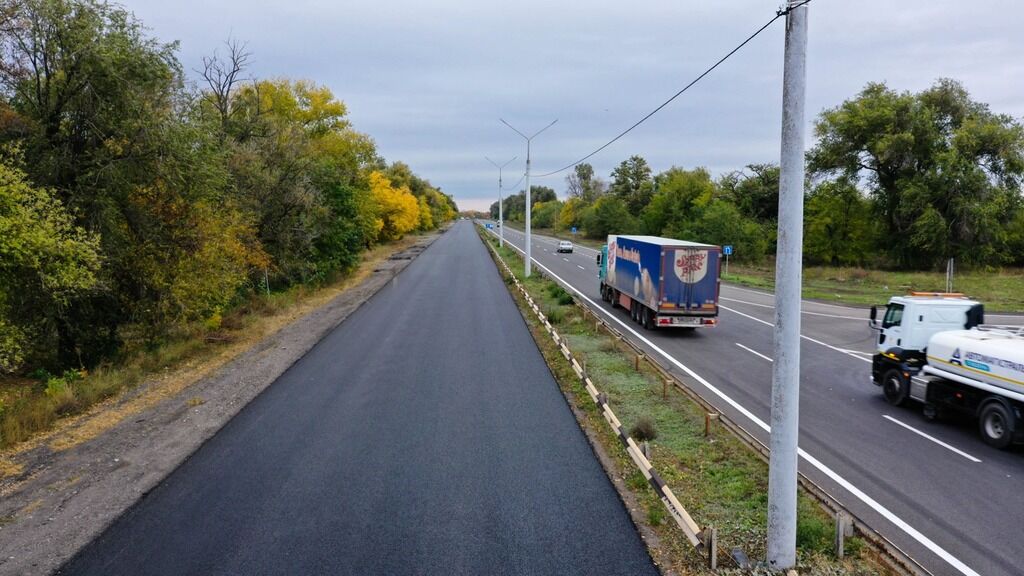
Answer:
top-left (882, 369), bottom-right (908, 406)
top-left (610, 290), bottom-right (619, 309)
top-left (643, 308), bottom-right (656, 330)
top-left (979, 402), bottom-right (1014, 449)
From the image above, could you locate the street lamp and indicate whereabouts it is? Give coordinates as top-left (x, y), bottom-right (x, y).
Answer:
top-left (485, 155), bottom-right (516, 248)
top-left (500, 118), bottom-right (557, 277)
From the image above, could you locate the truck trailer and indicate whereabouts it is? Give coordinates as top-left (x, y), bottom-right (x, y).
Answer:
top-left (870, 292), bottom-right (1024, 448)
top-left (595, 235), bottom-right (720, 330)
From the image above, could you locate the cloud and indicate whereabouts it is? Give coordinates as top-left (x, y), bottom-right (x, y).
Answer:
top-left (125, 0), bottom-right (1024, 211)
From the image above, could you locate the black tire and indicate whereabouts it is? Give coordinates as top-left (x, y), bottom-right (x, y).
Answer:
top-left (979, 402), bottom-right (1014, 449)
top-left (643, 307), bottom-right (657, 331)
top-left (882, 369), bottom-right (909, 406)
top-left (610, 290), bottom-right (619, 309)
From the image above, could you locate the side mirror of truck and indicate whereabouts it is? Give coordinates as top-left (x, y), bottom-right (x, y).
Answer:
top-left (869, 306), bottom-right (880, 330)
top-left (596, 254), bottom-right (602, 266)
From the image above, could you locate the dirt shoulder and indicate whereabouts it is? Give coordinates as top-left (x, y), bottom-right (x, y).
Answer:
top-left (0, 230), bottom-right (445, 576)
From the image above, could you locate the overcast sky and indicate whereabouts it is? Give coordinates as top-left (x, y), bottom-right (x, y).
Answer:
top-left (125, 0), bottom-right (1023, 211)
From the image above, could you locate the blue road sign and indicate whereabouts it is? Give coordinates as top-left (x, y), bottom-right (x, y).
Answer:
top-left (571, 226), bottom-right (577, 235)
top-left (723, 245), bottom-right (733, 256)
top-left (485, 223), bottom-right (494, 229)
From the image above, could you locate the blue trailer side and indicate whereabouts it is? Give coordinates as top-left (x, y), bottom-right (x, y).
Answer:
top-left (598, 235), bottom-right (720, 330)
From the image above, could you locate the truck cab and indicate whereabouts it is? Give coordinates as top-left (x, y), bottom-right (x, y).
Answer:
top-left (871, 293), bottom-right (984, 357)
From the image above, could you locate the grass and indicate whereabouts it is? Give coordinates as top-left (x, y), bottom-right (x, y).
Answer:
top-left (0, 233), bottom-right (433, 453)
top-left (725, 262), bottom-right (1024, 312)
top-left (480, 227), bottom-right (886, 574)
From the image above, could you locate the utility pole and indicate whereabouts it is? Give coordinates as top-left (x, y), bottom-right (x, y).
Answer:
top-left (485, 155), bottom-right (516, 247)
top-left (767, 1), bottom-right (808, 570)
top-left (501, 118), bottom-right (557, 277)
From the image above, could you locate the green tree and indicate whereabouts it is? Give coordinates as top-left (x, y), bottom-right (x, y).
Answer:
top-left (582, 195), bottom-right (637, 239)
top-left (610, 155), bottom-right (653, 215)
top-left (809, 79), bottom-right (1024, 268)
top-left (531, 200), bottom-right (562, 229)
top-left (640, 166), bottom-right (715, 235)
top-left (0, 158), bottom-right (100, 372)
top-left (803, 180), bottom-right (874, 266)
top-left (718, 164), bottom-right (780, 223)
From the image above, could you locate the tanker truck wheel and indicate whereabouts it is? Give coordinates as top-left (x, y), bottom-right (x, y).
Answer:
top-left (979, 402), bottom-right (1014, 449)
top-left (882, 369), bottom-right (908, 406)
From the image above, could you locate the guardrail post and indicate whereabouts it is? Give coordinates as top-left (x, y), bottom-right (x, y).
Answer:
top-left (634, 353), bottom-right (642, 372)
top-left (705, 413), bottom-right (719, 437)
top-left (835, 511), bottom-right (848, 559)
top-left (663, 378), bottom-right (669, 401)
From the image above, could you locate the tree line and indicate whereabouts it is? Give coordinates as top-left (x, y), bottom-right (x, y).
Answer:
top-left (0, 0), bottom-right (456, 375)
top-left (491, 79), bottom-right (1024, 271)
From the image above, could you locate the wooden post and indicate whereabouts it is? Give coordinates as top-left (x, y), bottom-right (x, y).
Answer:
top-left (634, 354), bottom-right (641, 372)
top-left (663, 378), bottom-right (669, 400)
top-left (706, 527), bottom-right (718, 570)
top-left (835, 512), bottom-right (845, 559)
top-left (705, 412), bottom-right (711, 437)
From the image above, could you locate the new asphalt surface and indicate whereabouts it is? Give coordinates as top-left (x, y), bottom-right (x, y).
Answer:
top-left (59, 221), bottom-right (658, 576)
top-left (491, 224), bottom-right (1024, 576)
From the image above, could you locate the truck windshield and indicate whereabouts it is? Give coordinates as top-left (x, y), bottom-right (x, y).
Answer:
top-left (882, 303), bottom-right (904, 328)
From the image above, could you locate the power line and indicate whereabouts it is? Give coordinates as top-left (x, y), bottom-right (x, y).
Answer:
top-left (532, 0), bottom-right (813, 178)
top-left (502, 171), bottom-right (526, 192)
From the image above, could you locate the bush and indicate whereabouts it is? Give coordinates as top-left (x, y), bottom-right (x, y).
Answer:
top-left (630, 417), bottom-right (658, 442)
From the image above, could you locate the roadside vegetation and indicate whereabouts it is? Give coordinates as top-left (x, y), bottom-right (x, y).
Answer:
top-left (491, 79), bottom-right (1024, 297)
top-left (481, 228), bottom-right (887, 574)
top-left (0, 0), bottom-right (456, 446)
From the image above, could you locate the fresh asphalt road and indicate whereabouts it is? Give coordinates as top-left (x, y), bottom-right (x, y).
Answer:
top-left (490, 224), bottom-right (1024, 576)
top-left (60, 221), bottom-right (657, 576)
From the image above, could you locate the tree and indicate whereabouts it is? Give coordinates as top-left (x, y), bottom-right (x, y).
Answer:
top-left (641, 167), bottom-right (715, 236)
top-left (565, 163), bottom-right (604, 203)
top-left (609, 155), bottom-right (653, 215)
top-left (803, 180), bottom-right (873, 266)
top-left (0, 158), bottom-right (100, 372)
top-left (582, 195), bottom-right (636, 239)
top-left (718, 163), bottom-right (780, 223)
top-left (809, 79), bottom-right (1024, 268)
top-left (369, 171), bottom-right (419, 241)
top-left (531, 200), bottom-right (562, 229)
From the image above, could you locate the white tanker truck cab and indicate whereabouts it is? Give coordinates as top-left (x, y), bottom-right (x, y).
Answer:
top-left (870, 293), bottom-right (1024, 448)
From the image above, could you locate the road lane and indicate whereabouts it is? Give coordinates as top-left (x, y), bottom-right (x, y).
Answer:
top-left (60, 221), bottom-right (658, 576)
top-left (491, 223), bottom-right (1024, 576)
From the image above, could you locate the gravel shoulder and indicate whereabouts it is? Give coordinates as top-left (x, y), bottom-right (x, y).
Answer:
top-left (0, 230), bottom-right (444, 576)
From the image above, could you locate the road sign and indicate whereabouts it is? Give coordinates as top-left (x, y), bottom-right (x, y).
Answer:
top-left (485, 223), bottom-right (494, 229)
top-left (723, 245), bottom-right (733, 256)
top-left (571, 226), bottom-right (577, 235)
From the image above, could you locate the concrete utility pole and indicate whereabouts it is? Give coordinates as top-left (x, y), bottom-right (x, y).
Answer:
top-left (501, 118), bottom-right (557, 277)
top-left (485, 155), bottom-right (516, 247)
top-left (767, 1), bottom-right (808, 570)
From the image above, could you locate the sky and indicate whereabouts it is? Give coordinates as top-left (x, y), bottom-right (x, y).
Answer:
top-left (124, 0), bottom-right (1023, 212)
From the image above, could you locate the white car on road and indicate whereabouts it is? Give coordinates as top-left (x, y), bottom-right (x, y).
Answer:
top-left (557, 240), bottom-right (574, 253)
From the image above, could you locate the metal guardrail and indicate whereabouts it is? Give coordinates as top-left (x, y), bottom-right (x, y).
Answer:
top-left (481, 226), bottom-right (928, 575)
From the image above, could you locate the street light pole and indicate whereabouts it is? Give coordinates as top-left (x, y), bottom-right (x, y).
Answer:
top-left (501, 118), bottom-right (557, 277)
top-left (767, 1), bottom-right (808, 570)
top-left (485, 155), bottom-right (516, 248)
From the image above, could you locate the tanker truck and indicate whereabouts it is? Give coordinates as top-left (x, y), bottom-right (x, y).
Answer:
top-left (870, 292), bottom-right (1024, 448)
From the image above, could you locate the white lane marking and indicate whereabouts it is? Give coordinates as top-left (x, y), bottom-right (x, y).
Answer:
top-left (487, 226), bottom-right (980, 576)
top-left (883, 415), bottom-right (982, 463)
top-left (562, 257), bottom-right (570, 262)
top-left (723, 284), bottom-right (873, 311)
top-left (577, 264), bottom-right (586, 270)
top-left (720, 305), bottom-right (872, 364)
top-left (721, 297), bottom-right (866, 320)
top-left (736, 343), bottom-right (773, 362)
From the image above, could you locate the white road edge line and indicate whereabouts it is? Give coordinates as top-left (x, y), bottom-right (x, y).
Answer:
top-left (882, 415), bottom-right (982, 463)
top-left (720, 305), bottom-right (872, 364)
top-left (486, 227), bottom-right (980, 576)
top-left (735, 342), bottom-right (773, 362)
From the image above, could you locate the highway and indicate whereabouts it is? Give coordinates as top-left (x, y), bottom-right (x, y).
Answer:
top-left (59, 221), bottom-right (657, 576)
top-left (489, 224), bottom-right (1024, 576)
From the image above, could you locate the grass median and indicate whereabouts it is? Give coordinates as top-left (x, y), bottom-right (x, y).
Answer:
top-left (479, 226), bottom-right (887, 575)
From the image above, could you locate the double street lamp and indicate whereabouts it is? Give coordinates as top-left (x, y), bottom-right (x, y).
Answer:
top-left (485, 155), bottom-right (516, 248)
top-left (500, 118), bottom-right (557, 277)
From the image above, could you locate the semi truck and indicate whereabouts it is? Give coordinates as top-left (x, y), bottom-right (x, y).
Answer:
top-left (595, 235), bottom-right (720, 330)
top-left (870, 292), bottom-right (1024, 448)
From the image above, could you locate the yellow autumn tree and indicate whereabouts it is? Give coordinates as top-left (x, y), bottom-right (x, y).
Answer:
top-left (417, 195), bottom-right (434, 231)
top-left (369, 171), bottom-right (419, 241)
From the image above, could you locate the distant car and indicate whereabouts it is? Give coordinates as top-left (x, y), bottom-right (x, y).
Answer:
top-left (557, 240), bottom-right (574, 253)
